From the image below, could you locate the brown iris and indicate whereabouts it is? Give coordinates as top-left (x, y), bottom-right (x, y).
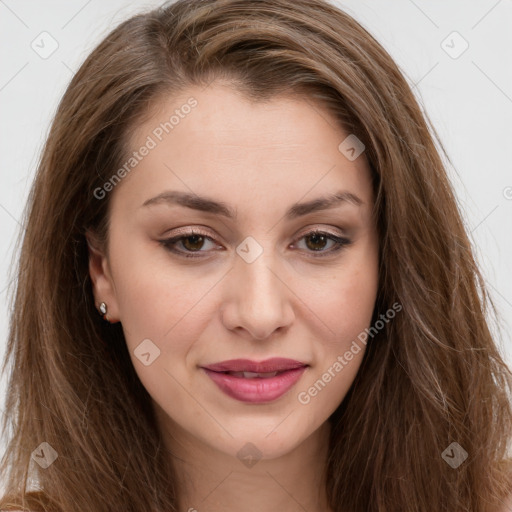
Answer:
top-left (304, 232), bottom-right (329, 251)
top-left (181, 234), bottom-right (205, 251)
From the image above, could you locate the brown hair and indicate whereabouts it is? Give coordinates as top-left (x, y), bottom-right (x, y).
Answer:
top-left (1, 0), bottom-right (511, 510)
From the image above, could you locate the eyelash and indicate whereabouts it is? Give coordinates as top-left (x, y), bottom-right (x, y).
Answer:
top-left (159, 228), bottom-right (352, 259)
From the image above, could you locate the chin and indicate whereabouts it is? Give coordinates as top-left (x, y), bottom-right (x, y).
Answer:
top-left (209, 417), bottom-right (319, 461)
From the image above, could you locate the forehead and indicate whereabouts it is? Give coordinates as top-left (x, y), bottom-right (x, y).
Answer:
top-left (111, 82), bottom-right (373, 215)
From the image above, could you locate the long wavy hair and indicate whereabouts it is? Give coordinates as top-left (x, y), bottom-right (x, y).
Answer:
top-left (1, 0), bottom-right (511, 510)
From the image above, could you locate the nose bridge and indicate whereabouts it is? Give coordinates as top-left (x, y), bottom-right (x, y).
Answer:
top-left (222, 235), bottom-right (294, 338)
top-left (235, 234), bottom-right (282, 302)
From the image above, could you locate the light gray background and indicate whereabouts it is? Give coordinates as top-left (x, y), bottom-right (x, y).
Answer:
top-left (1, 0), bottom-right (511, 463)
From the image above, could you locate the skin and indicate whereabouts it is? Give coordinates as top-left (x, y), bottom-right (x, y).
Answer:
top-left (87, 81), bottom-right (379, 512)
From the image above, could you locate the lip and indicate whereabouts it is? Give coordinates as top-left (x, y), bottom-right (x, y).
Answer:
top-left (202, 358), bottom-right (307, 373)
top-left (200, 358), bottom-right (309, 403)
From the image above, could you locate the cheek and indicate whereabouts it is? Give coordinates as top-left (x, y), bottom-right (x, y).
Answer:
top-left (108, 234), bottom-right (220, 357)
top-left (303, 234), bottom-right (379, 346)
top-left (294, 237), bottom-right (378, 407)
top-left (109, 248), bottom-right (217, 412)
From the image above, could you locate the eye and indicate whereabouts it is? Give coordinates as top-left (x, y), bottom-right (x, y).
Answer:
top-left (291, 229), bottom-right (352, 257)
top-left (159, 228), bottom-right (352, 259)
top-left (159, 229), bottom-right (219, 259)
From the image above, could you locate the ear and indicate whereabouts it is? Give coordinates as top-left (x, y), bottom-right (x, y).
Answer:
top-left (85, 229), bottom-right (120, 323)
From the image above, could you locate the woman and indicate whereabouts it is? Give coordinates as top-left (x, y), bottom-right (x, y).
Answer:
top-left (1, 0), bottom-right (511, 510)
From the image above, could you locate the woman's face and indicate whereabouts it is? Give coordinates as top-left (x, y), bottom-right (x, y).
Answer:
top-left (88, 81), bottom-right (379, 461)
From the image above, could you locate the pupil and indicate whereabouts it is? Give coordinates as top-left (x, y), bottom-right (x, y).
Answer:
top-left (306, 233), bottom-right (327, 251)
top-left (183, 235), bottom-right (204, 251)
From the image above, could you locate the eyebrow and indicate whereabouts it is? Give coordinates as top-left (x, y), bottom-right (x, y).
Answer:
top-left (141, 189), bottom-right (363, 220)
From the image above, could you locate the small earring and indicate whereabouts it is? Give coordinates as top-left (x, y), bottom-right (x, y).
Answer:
top-left (98, 302), bottom-right (109, 322)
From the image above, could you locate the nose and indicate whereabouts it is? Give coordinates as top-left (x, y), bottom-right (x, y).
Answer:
top-left (220, 245), bottom-right (295, 340)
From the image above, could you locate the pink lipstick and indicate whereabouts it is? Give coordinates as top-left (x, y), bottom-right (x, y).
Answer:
top-left (201, 358), bottom-right (308, 403)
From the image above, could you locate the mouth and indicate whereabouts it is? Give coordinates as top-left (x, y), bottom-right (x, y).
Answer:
top-left (200, 358), bottom-right (309, 403)
top-left (201, 357), bottom-right (308, 374)
top-left (213, 370), bottom-right (288, 378)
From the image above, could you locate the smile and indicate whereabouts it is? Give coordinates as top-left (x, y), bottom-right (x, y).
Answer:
top-left (201, 366), bottom-right (308, 403)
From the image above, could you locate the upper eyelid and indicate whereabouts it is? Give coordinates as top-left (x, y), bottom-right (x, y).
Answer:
top-left (162, 226), bottom-right (346, 244)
